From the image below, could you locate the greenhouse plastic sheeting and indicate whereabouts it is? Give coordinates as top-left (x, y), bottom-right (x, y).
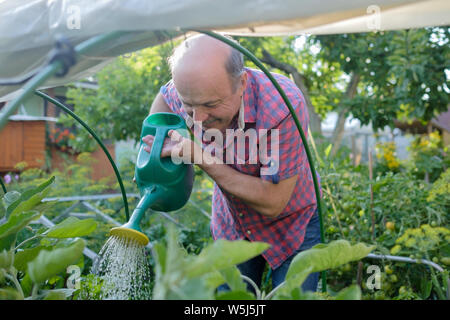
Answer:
top-left (0, 0), bottom-right (449, 101)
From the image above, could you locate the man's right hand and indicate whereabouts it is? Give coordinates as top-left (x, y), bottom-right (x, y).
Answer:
top-left (141, 130), bottom-right (203, 164)
top-left (141, 134), bottom-right (178, 158)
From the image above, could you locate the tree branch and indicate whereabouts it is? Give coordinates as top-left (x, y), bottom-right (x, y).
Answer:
top-left (330, 72), bottom-right (361, 156)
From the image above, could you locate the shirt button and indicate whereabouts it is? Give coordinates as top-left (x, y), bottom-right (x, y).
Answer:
top-left (247, 230), bottom-right (251, 235)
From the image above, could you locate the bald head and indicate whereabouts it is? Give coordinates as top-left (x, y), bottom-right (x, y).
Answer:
top-left (168, 34), bottom-right (244, 92)
top-left (167, 34), bottom-right (247, 133)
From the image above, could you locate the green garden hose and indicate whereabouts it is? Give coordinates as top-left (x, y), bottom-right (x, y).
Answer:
top-left (34, 90), bottom-right (130, 221)
top-left (196, 30), bottom-right (327, 292)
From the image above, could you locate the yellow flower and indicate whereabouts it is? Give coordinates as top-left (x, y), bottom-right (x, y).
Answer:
top-left (390, 245), bottom-right (402, 255)
top-left (421, 224), bottom-right (434, 236)
top-left (410, 228), bottom-right (424, 238)
top-left (429, 131), bottom-right (440, 142)
top-left (396, 233), bottom-right (408, 244)
top-left (436, 227), bottom-right (450, 236)
top-left (419, 139), bottom-right (429, 148)
top-left (14, 161), bottom-right (28, 171)
top-left (405, 238), bottom-right (416, 248)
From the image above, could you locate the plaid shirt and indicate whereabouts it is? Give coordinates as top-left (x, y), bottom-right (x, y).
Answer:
top-left (160, 68), bottom-right (321, 269)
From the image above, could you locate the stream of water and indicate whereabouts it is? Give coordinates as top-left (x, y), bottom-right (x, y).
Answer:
top-left (91, 235), bottom-right (151, 300)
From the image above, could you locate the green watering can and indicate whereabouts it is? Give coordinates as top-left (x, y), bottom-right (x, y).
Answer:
top-left (110, 112), bottom-right (194, 245)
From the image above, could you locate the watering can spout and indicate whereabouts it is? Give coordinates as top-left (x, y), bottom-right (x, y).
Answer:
top-left (109, 187), bottom-right (157, 246)
top-left (109, 113), bottom-right (194, 246)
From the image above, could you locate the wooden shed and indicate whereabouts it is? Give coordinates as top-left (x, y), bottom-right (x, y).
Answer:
top-left (0, 115), bottom-right (55, 172)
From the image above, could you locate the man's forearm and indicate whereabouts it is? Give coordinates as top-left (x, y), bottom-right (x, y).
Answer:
top-left (198, 160), bottom-right (288, 218)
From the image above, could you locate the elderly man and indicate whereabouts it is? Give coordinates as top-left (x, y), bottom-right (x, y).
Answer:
top-left (143, 34), bottom-right (321, 293)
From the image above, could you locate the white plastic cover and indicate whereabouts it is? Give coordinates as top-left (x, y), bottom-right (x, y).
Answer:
top-left (0, 0), bottom-right (449, 101)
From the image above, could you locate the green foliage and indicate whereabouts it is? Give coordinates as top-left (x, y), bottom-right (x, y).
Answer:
top-left (386, 224), bottom-right (449, 300)
top-left (374, 141), bottom-right (402, 175)
top-left (151, 225), bottom-right (269, 300)
top-left (407, 131), bottom-right (449, 182)
top-left (148, 225), bottom-right (372, 300)
top-left (311, 134), bottom-right (449, 300)
top-left (315, 28), bottom-right (449, 130)
top-left (45, 217), bottom-right (98, 239)
top-left (5, 176), bottom-right (54, 218)
top-left (372, 131), bottom-right (449, 184)
top-left (0, 177), bottom-right (97, 299)
top-left (184, 240), bottom-right (270, 279)
top-left (3, 153), bottom-right (137, 253)
top-left (286, 241), bottom-right (375, 277)
top-left (272, 240), bottom-right (373, 300)
top-left (27, 239), bottom-right (85, 284)
top-left (427, 168), bottom-right (450, 203)
top-left (390, 224), bottom-right (449, 262)
top-left (73, 274), bottom-right (103, 300)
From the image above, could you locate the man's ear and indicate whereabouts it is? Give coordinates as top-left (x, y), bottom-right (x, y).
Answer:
top-left (240, 71), bottom-right (248, 94)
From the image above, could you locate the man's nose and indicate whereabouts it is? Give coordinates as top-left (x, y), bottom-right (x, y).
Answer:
top-left (193, 109), bottom-right (209, 123)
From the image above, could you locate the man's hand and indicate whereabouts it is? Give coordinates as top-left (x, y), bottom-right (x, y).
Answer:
top-left (141, 130), bottom-right (204, 164)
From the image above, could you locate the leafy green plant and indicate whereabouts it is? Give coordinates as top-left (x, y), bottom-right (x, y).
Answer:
top-left (150, 225), bottom-right (269, 300)
top-left (269, 240), bottom-right (374, 300)
top-left (407, 131), bottom-right (449, 182)
top-left (144, 225), bottom-right (375, 300)
top-left (0, 177), bottom-right (98, 300)
top-left (374, 141), bottom-right (402, 175)
top-left (389, 224), bottom-right (449, 300)
top-left (309, 135), bottom-right (449, 300)
top-left (427, 168), bottom-right (450, 205)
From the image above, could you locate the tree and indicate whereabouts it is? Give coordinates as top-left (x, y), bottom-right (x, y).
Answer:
top-left (314, 27), bottom-right (449, 155)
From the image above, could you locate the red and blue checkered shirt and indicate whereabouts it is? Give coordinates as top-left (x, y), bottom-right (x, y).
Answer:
top-left (160, 68), bottom-right (321, 269)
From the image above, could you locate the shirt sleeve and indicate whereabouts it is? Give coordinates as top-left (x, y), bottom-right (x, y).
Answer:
top-left (259, 102), bottom-right (309, 184)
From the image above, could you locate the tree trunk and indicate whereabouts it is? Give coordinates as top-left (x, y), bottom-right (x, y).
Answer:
top-left (260, 49), bottom-right (322, 135)
top-left (330, 72), bottom-right (360, 157)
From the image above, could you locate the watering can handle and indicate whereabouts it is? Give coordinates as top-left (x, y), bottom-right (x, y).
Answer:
top-left (148, 126), bottom-right (169, 179)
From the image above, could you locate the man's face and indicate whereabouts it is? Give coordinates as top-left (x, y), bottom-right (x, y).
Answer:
top-left (173, 64), bottom-right (246, 133)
